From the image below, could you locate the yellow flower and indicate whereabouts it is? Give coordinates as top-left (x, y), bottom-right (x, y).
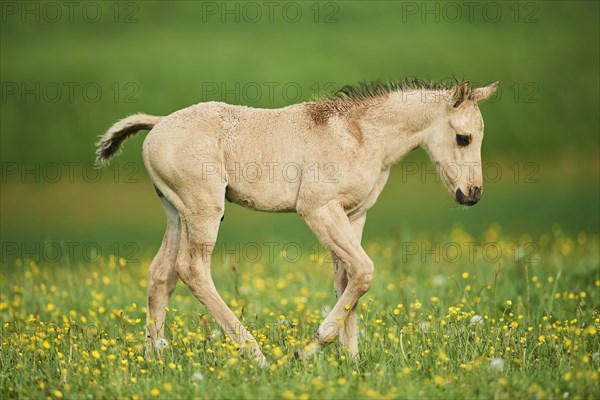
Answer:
top-left (43, 340), bottom-right (51, 350)
top-left (163, 383), bottom-right (173, 392)
top-left (91, 350), bottom-right (100, 359)
top-left (272, 347), bottom-right (283, 358)
top-left (584, 326), bottom-right (596, 335)
top-left (538, 335), bottom-right (545, 343)
top-left (337, 377), bottom-right (347, 385)
top-left (150, 388), bottom-right (160, 397)
top-left (506, 300), bottom-right (513, 306)
top-left (462, 272), bottom-right (469, 279)
top-left (53, 390), bottom-right (63, 398)
top-left (439, 351), bottom-right (448, 362)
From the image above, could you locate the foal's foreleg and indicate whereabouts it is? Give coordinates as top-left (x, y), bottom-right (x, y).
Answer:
top-left (333, 212), bottom-right (366, 358)
top-left (298, 203), bottom-right (373, 359)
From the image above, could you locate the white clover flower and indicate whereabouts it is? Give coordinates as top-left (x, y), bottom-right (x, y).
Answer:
top-left (432, 274), bottom-right (446, 287)
top-left (210, 330), bottom-right (222, 339)
top-left (155, 338), bottom-right (169, 350)
top-left (278, 319), bottom-right (290, 327)
top-left (470, 315), bottom-right (484, 325)
top-left (191, 372), bottom-right (204, 383)
top-left (490, 357), bottom-right (505, 371)
top-left (418, 322), bottom-right (429, 333)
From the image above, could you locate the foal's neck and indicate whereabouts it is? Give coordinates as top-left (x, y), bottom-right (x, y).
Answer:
top-left (363, 90), bottom-right (447, 168)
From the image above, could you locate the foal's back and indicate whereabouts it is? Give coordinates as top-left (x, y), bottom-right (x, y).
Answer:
top-left (144, 101), bottom-right (355, 212)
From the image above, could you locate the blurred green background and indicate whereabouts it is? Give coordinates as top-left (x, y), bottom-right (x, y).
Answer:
top-left (1, 1), bottom-right (598, 263)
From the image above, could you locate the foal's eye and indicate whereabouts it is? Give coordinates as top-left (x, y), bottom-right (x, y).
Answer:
top-left (456, 134), bottom-right (471, 147)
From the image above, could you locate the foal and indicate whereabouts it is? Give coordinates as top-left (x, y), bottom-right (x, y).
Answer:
top-left (96, 80), bottom-right (498, 364)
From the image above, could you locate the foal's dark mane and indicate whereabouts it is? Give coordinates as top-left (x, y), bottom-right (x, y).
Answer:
top-left (324, 78), bottom-right (458, 102)
top-left (306, 78), bottom-right (459, 126)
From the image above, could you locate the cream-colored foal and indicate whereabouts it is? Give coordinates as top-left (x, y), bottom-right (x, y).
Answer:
top-left (96, 80), bottom-right (498, 365)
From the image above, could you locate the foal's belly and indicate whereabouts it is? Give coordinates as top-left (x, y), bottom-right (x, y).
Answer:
top-left (224, 179), bottom-right (300, 212)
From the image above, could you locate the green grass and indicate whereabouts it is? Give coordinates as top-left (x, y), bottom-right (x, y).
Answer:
top-left (1, 1), bottom-right (599, 398)
top-left (1, 226), bottom-right (598, 399)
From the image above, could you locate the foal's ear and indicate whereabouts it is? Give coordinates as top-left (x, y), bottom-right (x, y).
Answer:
top-left (450, 81), bottom-right (471, 108)
top-left (470, 81), bottom-right (499, 103)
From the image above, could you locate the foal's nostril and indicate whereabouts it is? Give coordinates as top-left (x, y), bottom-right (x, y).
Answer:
top-left (470, 186), bottom-right (482, 203)
top-left (455, 188), bottom-right (466, 204)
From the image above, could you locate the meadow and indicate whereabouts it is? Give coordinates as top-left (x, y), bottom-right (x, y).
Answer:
top-left (1, 1), bottom-right (599, 399)
top-left (1, 225), bottom-right (599, 399)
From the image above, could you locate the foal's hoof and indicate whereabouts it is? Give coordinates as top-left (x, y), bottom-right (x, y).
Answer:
top-left (255, 355), bottom-right (269, 368)
top-left (289, 341), bottom-right (322, 362)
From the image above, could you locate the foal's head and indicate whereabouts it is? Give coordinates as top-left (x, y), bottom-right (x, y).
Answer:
top-left (420, 81), bottom-right (498, 206)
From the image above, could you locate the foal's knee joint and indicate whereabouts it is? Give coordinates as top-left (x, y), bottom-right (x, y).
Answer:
top-left (356, 273), bottom-right (373, 294)
top-left (353, 260), bottom-right (374, 294)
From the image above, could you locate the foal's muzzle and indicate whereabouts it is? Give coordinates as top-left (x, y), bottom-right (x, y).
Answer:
top-left (455, 186), bottom-right (482, 206)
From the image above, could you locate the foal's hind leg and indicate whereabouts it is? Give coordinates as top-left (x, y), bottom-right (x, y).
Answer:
top-left (333, 213), bottom-right (366, 358)
top-left (173, 185), bottom-right (267, 366)
top-left (145, 197), bottom-right (181, 358)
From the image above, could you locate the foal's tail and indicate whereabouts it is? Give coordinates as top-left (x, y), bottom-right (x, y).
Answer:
top-left (95, 113), bottom-right (163, 166)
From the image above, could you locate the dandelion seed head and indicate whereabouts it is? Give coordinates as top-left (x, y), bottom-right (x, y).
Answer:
top-left (490, 357), bottom-right (505, 371)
